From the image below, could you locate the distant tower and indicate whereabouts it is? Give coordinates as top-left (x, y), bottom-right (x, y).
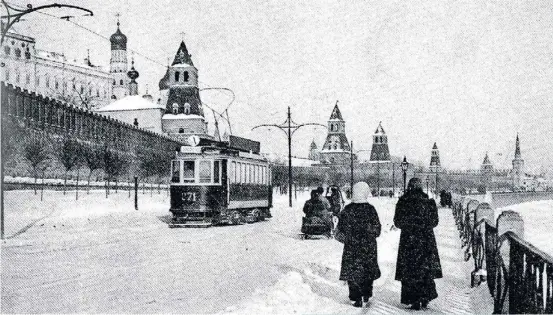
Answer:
top-left (512, 134), bottom-right (525, 188)
top-left (127, 57), bottom-right (139, 96)
top-left (319, 101), bottom-right (352, 164)
top-left (429, 142), bottom-right (441, 172)
top-left (308, 139), bottom-right (320, 161)
top-left (110, 19), bottom-right (128, 100)
top-left (369, 122), bottom-right (391, 162)
top-left (161, 39), bottom-right (210, 141)
top-left (481, 152), bottom-right (494, 175)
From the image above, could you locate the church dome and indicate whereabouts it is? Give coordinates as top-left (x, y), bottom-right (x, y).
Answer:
top-left (127, 59), bottom-right (139, 81)
top-left (158, 67), bottom-right (170, 90)
top-left (110, 23), bottom-right (127, 50)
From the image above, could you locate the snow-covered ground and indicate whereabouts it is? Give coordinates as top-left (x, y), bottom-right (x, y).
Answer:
top-left (498, 200), bottom-right (553, 256)
top-left (1, 189), bottom-right (482, 314)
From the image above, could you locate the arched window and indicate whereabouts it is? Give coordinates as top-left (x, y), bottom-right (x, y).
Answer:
top-left (4, 46), bottom-right (10, 55)
top-left (120, 79), bottom-right (123, 85)
top-left (184, 102), bottom-right (191, 115)
top-left (113, 80), bottom-right (116, 85)
top-left (5, 68), bottom-right (9, 81)
top-left (45, 76), bottom-right (50, 88)
top-left (330, 124), bottom-right (334, 131)
top-left (172, 103), bottom-right (178, 114)
top-left (35, 76), bottom-right (40, 86)
top-left (14, 48), bottom-right (21, 58)
top-left (111, 95), bottom-right (117, 99)
top-left (178, 128), bottom-right (184, 133)
top-left (15, 71), bottom-right (20, 83)
top-left (175, 71), bottom-right (180, 82)
top-left (55, 80), bottom-right (59, 90)
top-left (25, 74), bottom-right (30, 84)
top-left (183, 71), bottom-right (189, 82)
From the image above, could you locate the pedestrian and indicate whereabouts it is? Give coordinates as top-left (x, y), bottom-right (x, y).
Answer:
top-left (336, 182), bottom-right (381, 308)
top-left (316, 186), bottom-right (331, 211)
top-left (329, 187), bottom-right (343, 216)
top-left (394, 178), bottom-right (442, 310)
top-left (302, 190), bottom-right (332, 235)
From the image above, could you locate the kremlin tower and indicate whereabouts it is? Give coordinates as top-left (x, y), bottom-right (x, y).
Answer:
top-left (512, 134), bottom-right (525, 188)
top-left (319, 101), bottom-right (352, 164)
top-left (160, 40), bottom-right (210, 142)
top-left (369, 122), bottom-right (391, 162)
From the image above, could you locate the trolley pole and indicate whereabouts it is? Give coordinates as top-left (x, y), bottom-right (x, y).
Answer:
top-left (253, 106), bottom-right (325, 208)
top-left (350, 141), bottom-right (354, 195)
top-left (134, 176), bottom-right (138, 210)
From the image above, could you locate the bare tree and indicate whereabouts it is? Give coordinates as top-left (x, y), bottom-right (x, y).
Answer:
top-left (55, 136), bottom-right (82, 195)
top-left (103, 147), bottom-right (127, 197)
top-left (23, 135), bottom-right (50, 195)
top-left (82, 145), bottom-right (104, 193)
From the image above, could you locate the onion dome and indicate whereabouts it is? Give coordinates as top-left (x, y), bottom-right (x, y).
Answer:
top-left (127, 58), bottom-right (139, 82)
top-left (142, 85), bottom-right (153, 102)
top-left (158, 67), bottom-right (170, 90)
top-left (110, 22), bottom-right (127, 50)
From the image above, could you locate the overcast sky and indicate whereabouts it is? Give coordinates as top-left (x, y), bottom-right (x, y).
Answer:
top-left (8, 0), bottom-right (553, 172)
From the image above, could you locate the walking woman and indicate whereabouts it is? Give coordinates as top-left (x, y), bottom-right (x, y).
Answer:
top-left (337, 182), bottom-right (381, 308)
top-left (394, 178), bottom-right (442, 310)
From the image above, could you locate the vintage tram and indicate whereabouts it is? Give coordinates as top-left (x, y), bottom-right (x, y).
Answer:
top-left (169, 135), bottom-right (273, 227)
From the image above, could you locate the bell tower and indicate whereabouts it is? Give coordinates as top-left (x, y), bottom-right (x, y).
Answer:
top-left (319, 101), bottom-right (352, 164)
top-left (110, 16), bottom-right (128, 100)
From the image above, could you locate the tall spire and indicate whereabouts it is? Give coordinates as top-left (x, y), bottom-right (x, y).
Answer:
top-left (329, 100), bottom-right (343, 120)
top-left (514, 133), bottom-right (521, 158)
top-left (171, 40), bottom-right (194, 66)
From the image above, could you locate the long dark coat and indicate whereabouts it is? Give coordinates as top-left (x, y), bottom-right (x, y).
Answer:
top-left (394, 190), bottom-right (443, 281)
top-left (338, 203), bottom-right (382, 283)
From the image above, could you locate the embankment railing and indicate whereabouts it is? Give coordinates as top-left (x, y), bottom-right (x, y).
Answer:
top-left (451, 192), bottom-right (553, 313)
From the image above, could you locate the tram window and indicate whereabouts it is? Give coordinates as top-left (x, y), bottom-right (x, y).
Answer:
top-left (249, 164), bottom-right (253, 183)
top-left (183, 161), bottom-right (195, 183)
top-left (231, 161), bottom-right (237, 183)
top-left (171, 161), bottom-right (180, 183)
top-left (214, 161), bottom-right (220, 184)
top-left (199, 160), bottom-right (212, 183)
top-left (255, 165), bottom-right (259, 184)
top-left (258, 166), bottom-right (261, 184)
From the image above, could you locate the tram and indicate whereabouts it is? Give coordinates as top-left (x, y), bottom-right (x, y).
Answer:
top-left (169, 135), bottom-right (273, 227)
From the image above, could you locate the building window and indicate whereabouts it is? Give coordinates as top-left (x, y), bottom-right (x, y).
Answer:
top-left (175, 71), bottom-right (180, 82)
top-left (113, 80), bottom-right (116, 85)
top-left (4, 46), bottom-right (10, 55)
top-left (111, 95), bottom-right (116, 99)
top-left (15, 71), bottom-right (20, 83)
top-left (178, 128), bottom-right (184, 133)
top-left (14, 48), bottom-right (21, 58)
top-left (35, 76), bottom-right (40, 86)
top-left (96, 89), bottom-right (100, 97)
top-left (120, 79), bottom-right (123, 85)
top-left (25, 48), bottom-right (31, 59)
top-left (80, 86), bottom-right (84, 94)
top-left (45, 76), bottom-right (50, 88)
top-left (183, 71), bottom-right (189, 82)
top-left (25, 74), bottom-right (30, 84)
top-left (5, 69), bottom-right (9, 81)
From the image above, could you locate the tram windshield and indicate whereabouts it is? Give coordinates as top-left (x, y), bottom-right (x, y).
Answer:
top-left (171, 159), bottom-right (221, 185)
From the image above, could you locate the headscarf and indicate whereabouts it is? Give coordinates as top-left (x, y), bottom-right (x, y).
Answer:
top-left (351, 182), bottom-right (370, 203)
top-left (406, 177), bottom-right (424, 193)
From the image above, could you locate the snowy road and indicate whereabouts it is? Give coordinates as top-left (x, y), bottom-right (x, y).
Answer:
top-left (2, 190), bottom-right (491, 314)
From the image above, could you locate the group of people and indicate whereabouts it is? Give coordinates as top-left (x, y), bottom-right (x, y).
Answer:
top-left (302, 186), bottom-right (344, 235)
top-left (304, 178), bottom-right (442, 310)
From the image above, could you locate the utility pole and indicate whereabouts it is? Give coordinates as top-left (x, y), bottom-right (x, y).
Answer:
top-left (0, 0), bottom-right (93, 240)
top-left (252, 106), bottom-right (324, 207)
top-left (392, 162), bottom-right (395, 196)
top-left (350, 141), bottom-right (354, 194)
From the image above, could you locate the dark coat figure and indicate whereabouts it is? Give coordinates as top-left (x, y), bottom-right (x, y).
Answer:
top-left (329, 187), bottom-right (343, 216)
top-left (394, 178), bottom-right (442, 309)
top-left (302, 190), bottom-right (332, 233)
top-left (338, 182), bottom-right (381, 307)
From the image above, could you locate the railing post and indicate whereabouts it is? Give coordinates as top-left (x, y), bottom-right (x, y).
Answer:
top-left (495, 210), bottom-right (524, 314)
top-left (471, 202), bottom-right (494, 287)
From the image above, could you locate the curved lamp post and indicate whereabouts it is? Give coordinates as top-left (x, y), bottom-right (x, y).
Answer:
top-left (252, 106), bottom-right (325, 207)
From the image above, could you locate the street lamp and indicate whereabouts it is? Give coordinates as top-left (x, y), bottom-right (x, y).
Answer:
top-left (401, 156), bottom-right (409, 195)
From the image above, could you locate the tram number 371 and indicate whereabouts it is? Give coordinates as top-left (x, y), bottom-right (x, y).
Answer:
top-left (182, 192), bottom-right (197, 203)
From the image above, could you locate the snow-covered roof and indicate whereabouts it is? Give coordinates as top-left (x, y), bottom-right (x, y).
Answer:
top-left (162, 114), bottom-right (205, 120)
top-left (96, 95), bottom-right (165, 112)
top-left (172, 63), bottom-right (194, 68)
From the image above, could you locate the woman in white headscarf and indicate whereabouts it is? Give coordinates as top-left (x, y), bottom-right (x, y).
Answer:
top-left (337, 182), bottom-right (382, 308)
